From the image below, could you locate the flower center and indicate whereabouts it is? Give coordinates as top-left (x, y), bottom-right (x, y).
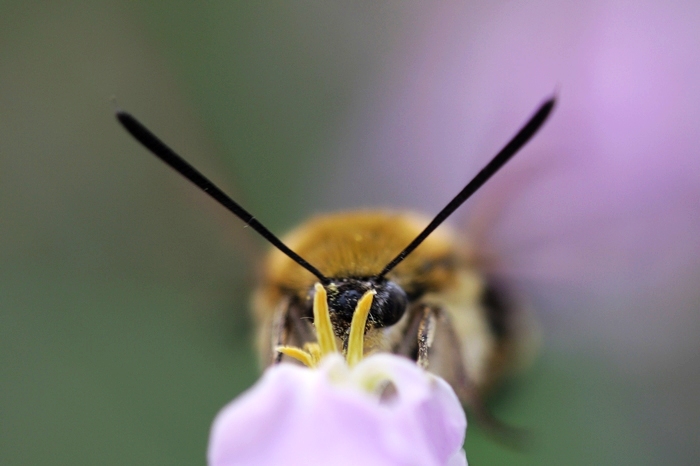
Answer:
top-left (277, 283), bottom-right (376, 368)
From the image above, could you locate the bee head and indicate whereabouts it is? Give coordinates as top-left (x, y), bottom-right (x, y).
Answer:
top-left (309, 278), bottom-right (408, 331)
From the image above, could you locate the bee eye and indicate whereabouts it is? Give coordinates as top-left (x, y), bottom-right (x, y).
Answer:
top-left (371, 281), bottom-right (408, 327)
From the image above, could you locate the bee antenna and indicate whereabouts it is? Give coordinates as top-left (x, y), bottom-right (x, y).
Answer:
top-left (376, 95), bottom-right (556, 279)
top-left (116, 111), bottom-right (330, 284)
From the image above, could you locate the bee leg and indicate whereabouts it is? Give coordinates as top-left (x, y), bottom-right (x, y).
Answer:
top-left (271, 299), bottom-right (316, 364)
top-left (427, 305), bottom-right (531, 450)
top-left (270, 297), bottom-right (291, 364)
top-left (288, 301), bottom-right (315, 347)
top-left (393, 305), bottom-right (423, 358)
top-left (416, 306), bottom-right (436, 369)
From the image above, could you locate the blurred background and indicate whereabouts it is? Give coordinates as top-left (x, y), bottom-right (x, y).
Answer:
top-left (1, 1), bottom-right (699, 464)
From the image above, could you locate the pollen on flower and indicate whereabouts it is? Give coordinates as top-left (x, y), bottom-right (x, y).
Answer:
top-left (276, 282), bottom-right (376, 368)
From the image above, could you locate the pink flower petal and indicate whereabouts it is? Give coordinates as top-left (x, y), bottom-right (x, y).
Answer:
top-left (208, 354), bottom-right (466, 466)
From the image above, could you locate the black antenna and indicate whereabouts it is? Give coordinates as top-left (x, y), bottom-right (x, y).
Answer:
top-left (376, 95), bottom-right (556, 279)
top-left (116, 111), bottom-right (329, 284)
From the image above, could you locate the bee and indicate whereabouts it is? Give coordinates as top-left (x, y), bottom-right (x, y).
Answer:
top-left (117, 96), bottom-right (555, 440)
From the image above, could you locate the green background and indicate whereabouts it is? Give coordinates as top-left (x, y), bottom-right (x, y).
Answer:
top-left (0, 2), bottom-right (695, 464)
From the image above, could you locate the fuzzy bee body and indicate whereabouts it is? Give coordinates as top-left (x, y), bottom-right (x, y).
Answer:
top-left (253, 210), bottom-right (521, 397)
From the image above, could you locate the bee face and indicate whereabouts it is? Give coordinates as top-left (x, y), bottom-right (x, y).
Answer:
top-left (256, 211), bottom-right (488, 352)
top-left (297, 276), bottom-right (410, 339)
top-left (322, 278), bottom-right (408, 330)
top-left (253, 211), bottom-right (460, 347)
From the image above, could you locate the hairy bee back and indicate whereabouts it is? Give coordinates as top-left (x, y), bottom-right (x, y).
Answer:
top-left (259, 211), bottom-right (468, 303)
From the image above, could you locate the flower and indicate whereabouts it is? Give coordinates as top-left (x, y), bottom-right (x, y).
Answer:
top-left (207, 284), bottom-right (467, 466)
